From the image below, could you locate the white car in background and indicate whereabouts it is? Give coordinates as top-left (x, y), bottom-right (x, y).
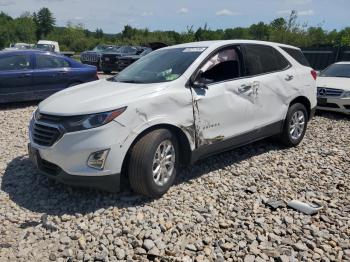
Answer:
top-left (317, 62), bottom-right (350, 115)
top-left (3, 43), bottom-right (32, 51)
top-left (28, 40), bottom-right (317, 197)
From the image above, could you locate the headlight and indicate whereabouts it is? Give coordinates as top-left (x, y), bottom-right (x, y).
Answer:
top-left (64, 107), bottom-right (127, 132)
top-left (343, 91), bottom-right (350, 98)
top-left (33, 108), bottom-right (40, 120)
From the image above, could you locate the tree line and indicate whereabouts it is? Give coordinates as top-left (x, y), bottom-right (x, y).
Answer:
top-left (1, 8), bottom-right (350, 52)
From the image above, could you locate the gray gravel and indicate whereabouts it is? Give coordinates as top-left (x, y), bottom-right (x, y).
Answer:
top-left (0, 104), bottom-right (349, 262)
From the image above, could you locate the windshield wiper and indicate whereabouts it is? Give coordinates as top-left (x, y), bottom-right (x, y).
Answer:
top-left (118, 80), bottom-right (144, 83)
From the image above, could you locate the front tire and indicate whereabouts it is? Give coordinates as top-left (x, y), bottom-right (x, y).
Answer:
top-left (280, 103), bottom-right (308, 147)
top-left (128, 129), bottom-right (179, 198)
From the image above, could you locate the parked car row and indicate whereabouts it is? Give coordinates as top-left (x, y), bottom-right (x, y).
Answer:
top-left (80, 43), bottom-right (167, 73)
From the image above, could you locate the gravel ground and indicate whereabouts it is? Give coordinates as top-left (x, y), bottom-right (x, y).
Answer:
top-left (0, 104), bottom-right (349, 262)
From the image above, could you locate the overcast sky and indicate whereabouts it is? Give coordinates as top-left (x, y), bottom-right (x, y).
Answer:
top-left (0, 0), bottom-right (349, 33)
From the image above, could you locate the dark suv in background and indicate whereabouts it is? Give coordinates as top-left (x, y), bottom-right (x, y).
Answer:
top-left (100, 46), bottom-right (145, 74)
top-left (116, 48), bottom-right (152, 71)
top-left (80, 45), bottom-right (118, 69)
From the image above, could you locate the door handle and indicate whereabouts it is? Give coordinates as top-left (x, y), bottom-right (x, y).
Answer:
top-left (58, 71), bottom-right (68, 75)
top-left (238, 84), bottom-right (252, 93)
top-left (285, 75), bottom-right (294, 81)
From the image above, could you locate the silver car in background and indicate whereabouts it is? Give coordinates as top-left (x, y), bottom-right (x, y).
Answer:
top-left (317, 62), bottom-right (350, 115)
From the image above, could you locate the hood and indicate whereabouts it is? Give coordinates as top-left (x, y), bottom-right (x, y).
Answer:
top-left (102, 52), bottom-right (132, 56)
top-left (119, 55), bottom-right (140, 60)
top-left (82, 50), bottom-right (101, 55)
top-left (317, 77), bottom-right (350, 91)
top-left (39, 79), bottom-right (166, 116)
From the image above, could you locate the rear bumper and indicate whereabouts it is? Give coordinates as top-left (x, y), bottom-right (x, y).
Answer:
top-left (28, 143), bottom-right (121, 192)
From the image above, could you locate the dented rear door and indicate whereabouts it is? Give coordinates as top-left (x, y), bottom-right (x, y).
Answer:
top-left (242, 44), bottom-right (299, 129)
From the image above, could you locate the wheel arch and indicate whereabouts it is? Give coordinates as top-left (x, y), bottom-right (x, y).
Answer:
top-left (289, 96), bottom-right (311, 121)
top-left (120, 123), bottom-right (193, 184)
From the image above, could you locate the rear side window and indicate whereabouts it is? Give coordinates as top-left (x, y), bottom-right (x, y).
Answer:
top-left (281, 47), bottom-right (310, 66)
top-left (0, 55), bottom-right (31, 71)
top-left (36, 55), bottom-right (70, 69)
top-left (244, 45), bottom-right (290, 76)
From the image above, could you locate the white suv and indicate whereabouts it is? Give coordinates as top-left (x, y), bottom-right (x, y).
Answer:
top-left (28, 40), bottom-right (317, 197)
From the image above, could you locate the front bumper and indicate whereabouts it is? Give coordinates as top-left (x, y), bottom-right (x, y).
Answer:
top-left (316, 97), bottom-right (350, 115)
top-left (28, 118), bottom-right (132, 192)
top-left (29, 143), bottom-right (120, 192)
top-left (101, 62), bottom-right (119, 72)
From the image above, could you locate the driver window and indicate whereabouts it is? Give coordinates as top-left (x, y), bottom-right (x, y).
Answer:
top-left (200, 47), bottom-right (241, 83)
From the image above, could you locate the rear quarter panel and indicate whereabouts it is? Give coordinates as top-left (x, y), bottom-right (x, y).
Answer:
top-left (277, 47), bottom-right (317, 111)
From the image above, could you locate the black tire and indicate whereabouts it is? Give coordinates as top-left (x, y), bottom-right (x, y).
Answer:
top-left (103, 70), bottom-right (111, 74)
top-left (280, 103), bottom-right (308, 147)
top-left (128, 129), bottom-right (179, 198)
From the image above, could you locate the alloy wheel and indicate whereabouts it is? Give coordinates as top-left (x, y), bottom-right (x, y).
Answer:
top-left (289, 110), bottom-right (305, 140)
top-left (152, 140), bottom-right (176, 186)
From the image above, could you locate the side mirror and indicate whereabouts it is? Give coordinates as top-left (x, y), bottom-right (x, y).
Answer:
top-left (192, 80), bottom-right (208, 89)
top-left (191, 70), bottom-right (212, 89)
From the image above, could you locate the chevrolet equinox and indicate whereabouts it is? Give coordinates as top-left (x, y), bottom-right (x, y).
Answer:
top-left (28, 40), bottom-right (317, 197)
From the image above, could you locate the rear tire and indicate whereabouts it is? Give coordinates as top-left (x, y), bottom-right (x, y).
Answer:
top-left (128, 129), bottom-right (179, 198)
top-left (279, 103), bottom-right (308, 147)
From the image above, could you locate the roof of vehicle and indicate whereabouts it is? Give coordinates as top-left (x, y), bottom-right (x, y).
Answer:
top-left (1, 49), bottom-right (59, 55)
top-left (334, 61), bottom-right (350, 65)
top-left (164, 40), bottom-right (300, 50)
top-left (38, 40), bottom-right (58, 44)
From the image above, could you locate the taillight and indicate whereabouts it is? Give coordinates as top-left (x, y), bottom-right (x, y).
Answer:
top-left (311, 70), bottom-right (317, 80)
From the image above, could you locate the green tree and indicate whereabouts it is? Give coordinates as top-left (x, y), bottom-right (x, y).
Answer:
top-left (339, 28), bottom-right (350, 46)
top-left (95, 28), bottom-right (104, 39)
top-left (270, 18), bottom-right (287, 31)
top-left (249, 22), bottom-right (270, 40)
top-left (33, 7), bottom-right (56, 39)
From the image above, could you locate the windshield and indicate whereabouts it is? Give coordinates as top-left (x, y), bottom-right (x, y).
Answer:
top-left (111, 47), bottom-right (206, 83)
top-left (117, 46), bottom-right (137, 53)
top-left (320, 64), bottom-right (350, 78)
top-left (93, 45), bottom-right (115, 52)
top-left (140, 48), bottom-right (152, 56)
top-left (35, 44), bottom-right (54, 51)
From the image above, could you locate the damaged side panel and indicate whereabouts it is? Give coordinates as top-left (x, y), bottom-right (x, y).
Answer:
top-left (114, 83), bottom-right (197, 154)
top-left (191, 80), bottom-right (258, 147)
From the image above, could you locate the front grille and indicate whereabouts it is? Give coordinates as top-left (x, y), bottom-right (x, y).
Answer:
top-left (81, 53), bottom-right (99, 63)
top-left (32, 122), bottom-right (62, 147)
top-left (118, 59), bottom-right (134, 70)
top-left (317, 87), bottom-right (344, 97)
top-left (103, 54), bottom-right (119, 63)
top-left (37, 113), bottom-right (62, 123)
